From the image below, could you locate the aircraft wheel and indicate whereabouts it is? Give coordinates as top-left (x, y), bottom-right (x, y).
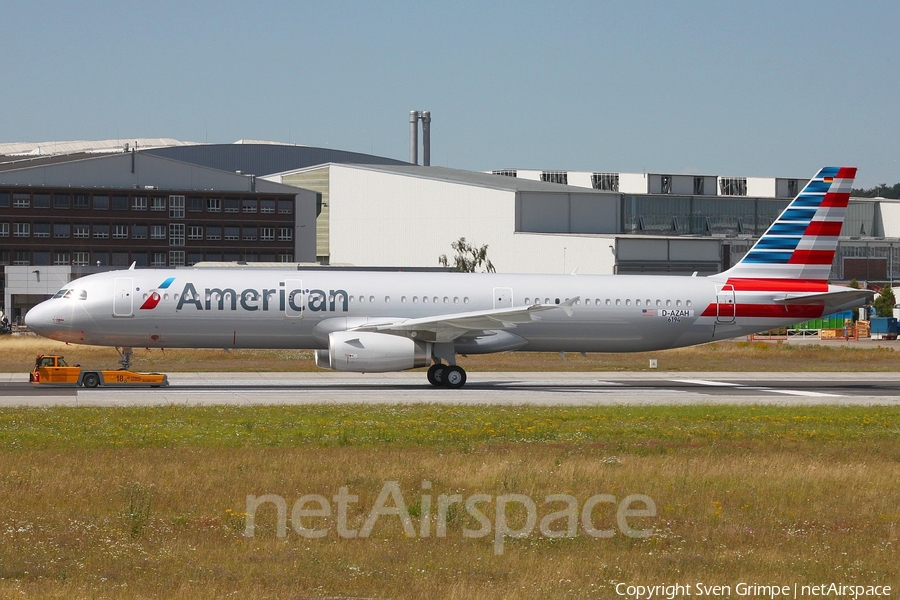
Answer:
top-left (427, 363), bottom-right (445, 387)
top-left (443, 365), bottom-right (467, 389)
top-left (82, 373), bottom-right (100, 388)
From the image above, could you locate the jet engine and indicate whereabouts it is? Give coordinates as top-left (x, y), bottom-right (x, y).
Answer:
top-left (315, 331), bottom-right (431, 373)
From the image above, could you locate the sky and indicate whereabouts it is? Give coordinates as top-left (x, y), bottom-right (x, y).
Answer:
top-left (2, 0), bottom-right (898, 187)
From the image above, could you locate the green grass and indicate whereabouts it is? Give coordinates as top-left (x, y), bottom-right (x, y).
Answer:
top-left (2, 405), bottom-right (899, 598)
top-left (2, 404), bottom-right (899, 453)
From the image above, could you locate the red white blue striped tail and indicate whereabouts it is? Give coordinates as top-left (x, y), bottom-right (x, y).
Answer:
top-left (719, 166), bottom-right (856, 281)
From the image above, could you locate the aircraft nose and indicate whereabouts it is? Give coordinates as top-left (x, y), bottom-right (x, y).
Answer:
top-left (24, 300), bottom-right (72, 338)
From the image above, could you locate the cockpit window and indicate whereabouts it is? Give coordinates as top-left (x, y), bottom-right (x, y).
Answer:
top-left (51, 288), bottom-right (87, 300)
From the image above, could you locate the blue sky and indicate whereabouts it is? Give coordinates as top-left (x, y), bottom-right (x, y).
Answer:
top-left (2, 0), bottom-right (897, 187)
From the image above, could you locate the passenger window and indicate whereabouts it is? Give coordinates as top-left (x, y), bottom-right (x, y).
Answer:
top-left (676, 300), bottom-right (682, 306)
top-left (686, 300), bottom-right (692, 307)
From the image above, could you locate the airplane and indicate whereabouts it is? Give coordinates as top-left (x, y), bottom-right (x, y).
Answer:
top-left (25, 166), bottom-right (873, 389)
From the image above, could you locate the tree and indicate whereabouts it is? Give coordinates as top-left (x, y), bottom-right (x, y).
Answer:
top-left (872, 285), bottom-right (896, 317)
top-left (438, 237), bottom-right (496, 273)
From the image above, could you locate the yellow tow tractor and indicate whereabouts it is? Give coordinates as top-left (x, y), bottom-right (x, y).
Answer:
top-left (29, 354), bottom-right (168, 388)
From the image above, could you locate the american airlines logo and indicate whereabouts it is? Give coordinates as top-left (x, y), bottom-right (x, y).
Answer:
top-left (139, 277), bottom-right (176, 310)
top-left (146, 282), bottom-right (350, 313)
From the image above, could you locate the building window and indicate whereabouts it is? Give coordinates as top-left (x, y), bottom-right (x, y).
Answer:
top-left (694, 177), bottom-right (705, 195)
top-left (242, 227), bottom-right (257, 241)
top-left (132, 225), bottom-right (147, 239)
top-left (169, 195), bottom-right (185, 219)
top-left (54, 223), bottom-right (70, 238)
top-left (33, 223), bottom-right (51, 238)
top-left (788, 179), bottom-right (799, 196)
top-left (13, 251), bottom-right (30, 265)
top-left (93, 252), bottom-right (108, 266)
top-left (132, 253), bottom-right (148, 267)
top-left (150, 197), bottom-right (166, 211)
top-left (74, 194), bottom-right (90, 209)
top-left (278, 227), bottom-right (292, 241)
top-left (188, 226), bottom-right (203, 240)
top-left (188, 253), bottom-right (203, 265)
top-left (279, 254), bottom-right (294, 262)
top-left (260, 227), bottom-right (275, 241)
top-left (207, 198), bottom-right (221, 212)
top-left (34, 194), bottom-right (51, 209)
top-left (720, 177), bottom-right (747, 196)
top-left (73, 224), bottom-right (89, 238)
top-left (73, 252), bottom-right (90, 266)
top-left (111, 252), bottom-right (130, 266)
top-left (53, 252), bottom-right (70, 265)
top-left (492, 170), bottom-right (517, 177)
top-left (206, 226), bottom-right (221, 240)
top-left (13, 193), bottom-right (30, 208)
top-left (93, 224), bottom-right (109, 238)
top-left (224, 198), bottom-right (240, 213)
top-left (661, 176), bottom-right (672, 194)
top-left (224, 227), bottom-right (240, 241)
top-left (113, 225), bottom-right (129, 239)
top-left (14, 223), bottom-right (30, 237)
top-left (0, 223), bottom-right (8, 237)
top-left (260, 200), bottom-right (275, 214)
top-left (277, 200), bottom-right (293, 214)
top-left (151, 253), bottom-right (166, 266)
top-left (132, 196), bottom-right (147, 211)
top-left (33, 251), bottom-right (51, 266)
top-left (591, 173), bottom-right (619, 191)
top-left (93, 195), bottom-right (109, 210)
top-left (242, 199), bottom-right (257, 213)
top-left (169, 251), bottom-right (185, 266)
top-left (112, 195), bottom-right (128, 210)
top-left (169, 223), bottom-right (185, 246)
top-left (541, 171), bottom-right (568, 185)
top-left (0, 192), bottom-right (8, 208)
top-left (53, 194), bottom-right (71, 209)
top-left (150, 225), bottom-right (166, 240)
top-left (187, 197), bottom-right (203, 212)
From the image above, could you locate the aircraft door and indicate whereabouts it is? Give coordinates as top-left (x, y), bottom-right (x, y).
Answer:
top-left (284, 279), bottom-right (304, 318)
top-left (716, 284), bottom-right (736, 323)
top-left (493, 287), bottom-right (513, 309)
top-left (113, 277), bottom-right (134, 317)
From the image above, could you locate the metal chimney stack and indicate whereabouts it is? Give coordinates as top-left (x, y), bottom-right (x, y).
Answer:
top-left (409, 110), bottom-right (431, 166)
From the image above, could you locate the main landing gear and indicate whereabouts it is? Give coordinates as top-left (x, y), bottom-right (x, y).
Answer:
top-left (426, 363), bottom-right (467, 389)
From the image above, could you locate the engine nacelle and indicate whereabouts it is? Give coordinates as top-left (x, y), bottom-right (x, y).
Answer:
top-left (315, 331), bottom-right (431, 373)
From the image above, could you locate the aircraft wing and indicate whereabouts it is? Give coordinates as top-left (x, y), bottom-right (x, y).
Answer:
top-left (348, 298), bottom-right (579, 343)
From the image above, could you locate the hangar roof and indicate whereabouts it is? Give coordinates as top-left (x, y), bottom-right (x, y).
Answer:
top-left (274, 163), bottom-right (618, 195)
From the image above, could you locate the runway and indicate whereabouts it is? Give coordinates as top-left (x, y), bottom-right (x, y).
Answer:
top-left (1, 372), bottom-right (899, 406)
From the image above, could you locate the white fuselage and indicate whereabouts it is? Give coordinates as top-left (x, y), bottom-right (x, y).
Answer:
top-left (23, 268), bottom-right (852, 353)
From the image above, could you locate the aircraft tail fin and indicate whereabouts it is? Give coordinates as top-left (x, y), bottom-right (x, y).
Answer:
top-left (717, 166), bottom-right (856, 281)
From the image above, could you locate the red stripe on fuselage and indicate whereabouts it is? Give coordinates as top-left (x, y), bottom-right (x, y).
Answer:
top-left (701, 303), bottom-right (825, 319)
top-left (724, 278), bottom-right (829, 292)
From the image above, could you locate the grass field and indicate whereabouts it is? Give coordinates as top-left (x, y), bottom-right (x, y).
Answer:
top-left (2, 336), bottom-right (899, 598)
top-left (1, 405), bottom-right (898, 599)
top-left (3, 333), bottom-right (900, 373)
